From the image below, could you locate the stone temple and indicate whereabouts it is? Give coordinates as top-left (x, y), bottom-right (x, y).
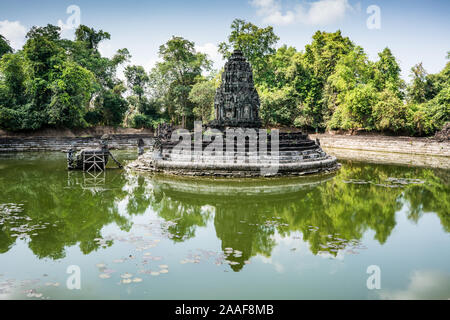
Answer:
top-left (128, 50), bottom-right (340, 177)
top-left (209, 50), bottom-right (261, 129)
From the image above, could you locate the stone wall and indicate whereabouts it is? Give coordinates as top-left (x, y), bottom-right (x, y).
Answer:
top-left (0, 134), bottom-right (155, 152)
top-left (311, 134), bottom-right (450, 157)
top-left (311, 134), bottom-right (450, 169)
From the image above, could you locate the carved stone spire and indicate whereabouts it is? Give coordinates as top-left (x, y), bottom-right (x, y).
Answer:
top-left (209, 50), bottom-right (261, 128)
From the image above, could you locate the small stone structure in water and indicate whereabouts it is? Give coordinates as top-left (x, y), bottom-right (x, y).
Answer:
top-left (128, 51), bottom-right (339, 177)
top-left (67, 135), bottom-right (123, 171)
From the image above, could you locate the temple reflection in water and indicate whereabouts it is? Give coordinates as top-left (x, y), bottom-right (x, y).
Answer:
top-left (1, 153), bottom-right (447, 275)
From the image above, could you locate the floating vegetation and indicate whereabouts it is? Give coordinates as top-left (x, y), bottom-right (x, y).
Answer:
top-left (316, 234), bottom-right (367, 256)
top-left (0, 203), bottom-right (53, 239)
top-left (44, 282), bottom-right (60, 287)
top-left (25, 290), bottom-right (43, 299)
top-left (93, 237), bottom-right (113, 248)
top-left (343, 177), bottom-right (425, 188)
top-left (113, 259), bottom-right (125, 263)
top-left (264, 220), bottom-right (289, 227)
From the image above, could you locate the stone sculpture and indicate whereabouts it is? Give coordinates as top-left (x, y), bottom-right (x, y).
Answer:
top-left (209, 50), bottom-right (261, 129)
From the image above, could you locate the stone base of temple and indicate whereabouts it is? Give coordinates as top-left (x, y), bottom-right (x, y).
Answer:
top-left (128, 158), bottom-right (340, 177)
top-left (127, 131), bottom-right (341, 177)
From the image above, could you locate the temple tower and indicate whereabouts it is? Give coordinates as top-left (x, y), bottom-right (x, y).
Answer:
top-left (209, 50), bottom-right (261, 128)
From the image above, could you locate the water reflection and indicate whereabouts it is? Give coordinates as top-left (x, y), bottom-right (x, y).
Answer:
top-left (0, 154), bottom-right (449, 273)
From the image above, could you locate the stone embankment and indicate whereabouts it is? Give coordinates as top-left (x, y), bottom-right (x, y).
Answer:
top-left (311, 133), bottom-right (450, 169)
top-left (0, 134), bottom-right (154, 152)
top-left (1, 130), bottom-right (449, 169)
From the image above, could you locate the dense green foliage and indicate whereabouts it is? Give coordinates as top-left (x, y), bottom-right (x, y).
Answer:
top-left (0, 34), bottom-right (12, 58)
top-left (0, 20), bottom-right (448, 135)
top-left (218, 19), bottom-right (279, 85)
top-left (150, 36), bottom-right (211, 128)
top-left (188, 79), bottom-right (216, 122)
top-left (0, 24), bottom-right (130, 131)
top-left (217, 20), bottom-right (448, 135)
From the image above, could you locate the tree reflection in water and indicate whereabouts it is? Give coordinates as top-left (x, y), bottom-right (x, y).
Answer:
top-left (0, 154), bottom-right (448, 273)
top-left (145, 162), bottom-right (449, 271)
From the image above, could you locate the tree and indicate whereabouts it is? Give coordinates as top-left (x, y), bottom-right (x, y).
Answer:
top-left (219, 19), bottom-right (279, 84)
top-left (189, 80), bottom-right (216, 122)
top-left (404, 56), bottom-right (450, 136)
top-left (95, 83), bottom-right (128, 127)
top-left (48, 61), bottom-right (95, 127)
top-left (426, 85), bottom-right (450, 130)
top-left (23, 24), bottom-right (65, 114)
top-left (260, 86), bottom-right (300, 126)
top-left (304, 30), bottom-right (354, 84)
top-left (407, 63), bottom-right (431, 104)
top-left (0, 34), bottom-right (13, 58)
top-left (0, 54), bottom-right (27, 131)
top-left (372, 89), bottom-right (407, 132)
top-left (75, 25), bottom-right (110, 51)
top-left (68, 25), bottom-right (130, 126)
top-left (155, 36), bottom-right (211, 127)
top-left (0, 24), bottom-right (131, 131)
top-left (329, 84), bottom-right (378, 131)
top-left (374, 47), bottom-right (404, 97)
top-left (0, 53), bottom-right (28, 106)
top-left (124, 65), bottom-right (149, 101)
top-left (303, 30), bottom-right (355, 129)
top-left (26, 24), bottom-right (61, 41)
top-left (325, 47), bottom-right (374, 131)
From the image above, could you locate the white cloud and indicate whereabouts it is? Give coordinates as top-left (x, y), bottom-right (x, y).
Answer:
top-left (57, 21), bottom-right (77, 41)
top-left (251, 0), bottom-right (296, 25)
top-left (195, 42), bottom-right (224, 71)
top-left (379, 270), bottom-right (450, 300)
top-left (98, 41), bottom-right (115, 58)
top-left (251, 0), bottom-right (354, 26)
top-left (143, 56), bottom-right (162, 72)
top-left (0, 20), bottom-right (27, 50)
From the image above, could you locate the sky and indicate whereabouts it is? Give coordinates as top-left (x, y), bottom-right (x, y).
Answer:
top-left (0, 0), bottom-right (449, 81)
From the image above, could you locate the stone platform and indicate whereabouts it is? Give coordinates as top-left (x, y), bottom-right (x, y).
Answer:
top-left (128, 131), bottom-right (340, 177)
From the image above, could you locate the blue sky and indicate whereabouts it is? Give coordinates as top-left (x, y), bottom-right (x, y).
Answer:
top-left (1, 0), bottom-right (449, 81)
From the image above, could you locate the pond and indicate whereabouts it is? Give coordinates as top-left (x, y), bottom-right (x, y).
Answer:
top-left (0, 151), bottom-right (449, 300)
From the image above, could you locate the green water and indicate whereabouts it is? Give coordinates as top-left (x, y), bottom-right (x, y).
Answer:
top-left (0, 151), bottom-right (449, 300)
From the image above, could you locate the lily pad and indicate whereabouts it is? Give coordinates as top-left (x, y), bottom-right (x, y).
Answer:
top-left (113, 259), bottom-right (125, 263)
